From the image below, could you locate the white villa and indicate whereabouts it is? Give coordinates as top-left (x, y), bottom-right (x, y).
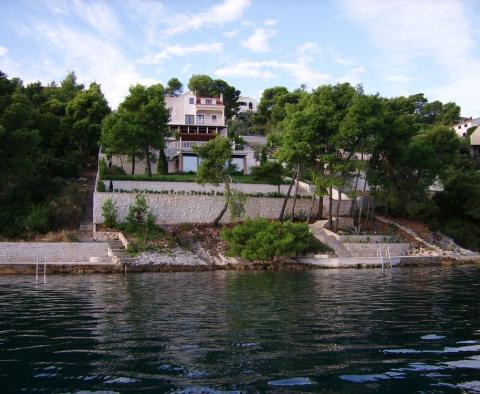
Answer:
top-left (453, 117), bottom-right (480, 138)
top-left (105, 91), bottom-right (256, 175)
top-left (237, 96), bottom-right (258, 113)
top-left (164, 91), bottom-right (256, 173)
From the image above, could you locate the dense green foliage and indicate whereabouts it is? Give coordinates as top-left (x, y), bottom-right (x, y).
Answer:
top-left (0, 70), bottom-right (110, 238)
top-left (165, 78), bottom-right (183, 97)
top-left (221, 219), bottom-right (331, 260)
top-left (266, 83), bottom-right (480, 249)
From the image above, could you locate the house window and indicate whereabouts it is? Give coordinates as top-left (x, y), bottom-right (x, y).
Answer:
top-left (185, 114), bottom-right (195, 124)
top-left (465, 124), bottom-right (468, 127)
top-left (458, 126), bottom-right (461, 129)
top-left (212, 115), bottom-right (217, 123)
top-left (189, 98), bottom-right (194, 104)
top-left (248, 102), bottom-right (253, 110)
top-left (206, 99), bottom-right (212, 104)
top-left (196, 114), bottom-right (205, 125)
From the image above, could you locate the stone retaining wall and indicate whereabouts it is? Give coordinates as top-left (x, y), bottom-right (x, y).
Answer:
top-left (343, 243), bottom-right (411, 257)
top-left (0, 242), bottom-right (111, 263)
top-left (93, 192), bottom-right (330, 224)
top-left (338, 235), bottom-right (395, 243)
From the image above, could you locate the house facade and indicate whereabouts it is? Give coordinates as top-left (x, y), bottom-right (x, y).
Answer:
top-left (237, 96), bottom-right (258, 113)
top-left (452, 117), bottom-right (480, 138)
top-left (470, 126), bottom-right (480, 159)
top-left (164, 91), bottom-right (255, 174)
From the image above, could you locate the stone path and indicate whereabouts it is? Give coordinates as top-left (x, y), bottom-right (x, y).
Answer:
top-left (309, 221), bottom-right (352, 258)
top-left (73, 170), bottom-right (97, 242)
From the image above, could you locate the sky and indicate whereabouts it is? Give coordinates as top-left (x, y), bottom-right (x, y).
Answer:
top-left (0, 0), bottom-right (479, 115)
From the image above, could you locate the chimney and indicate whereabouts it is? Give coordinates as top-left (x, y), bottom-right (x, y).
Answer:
top-left (220, 93), bottom-right (223, 102)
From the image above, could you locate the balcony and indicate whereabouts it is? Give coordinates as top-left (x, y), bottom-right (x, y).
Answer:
top-left (196, 98), bottom-right (223, 106)
top-left (164, 140), bottom-right (250, 159)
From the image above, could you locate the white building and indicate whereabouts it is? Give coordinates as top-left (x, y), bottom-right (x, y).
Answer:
top-left (452, 117), bottom-right (480, 138)
top-left (237, 96), bottom-right (258, 113)
top-left (470, 126), bottom-right (480, 159)
top-left (164, 91), bottom-right (255, 174)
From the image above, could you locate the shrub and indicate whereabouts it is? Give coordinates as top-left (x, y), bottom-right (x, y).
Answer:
top-left (97, 181), bottom-right (106, 192)
top-left (228, 190), bottom-right (246, 220)
top-left (99, 158), bottom-right (107, 177)
top-left (101, 198), bottom-right (118, 228)
top-left (21, 204), bottom-right (50, 239)
top-left (221, 219), bottom-right (331, 260)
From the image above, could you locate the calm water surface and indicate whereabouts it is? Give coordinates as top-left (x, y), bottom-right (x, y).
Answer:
top-left (1, 266), bottom-right (480, 393)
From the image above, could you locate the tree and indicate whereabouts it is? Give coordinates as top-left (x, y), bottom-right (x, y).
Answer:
top-left (165, 78), bottom-right (183, 97)
top-left (188, 74), bottom-right (215, 96)
top-left (212, 79), bottom-right (241, 119)
top-left (187, 75), bottom-right (241, 119)
top-left (66, 82), bottom-right (110, 159)
top-left (193, 137), bottom-right (233, 226)
top-left (102, 84), bottom-right (170, 176)
top-left (101, 111), bottom-right (142, 174)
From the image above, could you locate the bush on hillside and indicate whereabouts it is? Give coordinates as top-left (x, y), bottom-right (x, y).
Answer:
top-left (221, 218), bottom-right (331, 260)
top-left (101, 198), bottom-right (118, 229)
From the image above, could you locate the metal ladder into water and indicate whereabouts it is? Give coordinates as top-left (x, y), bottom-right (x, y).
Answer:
top-left (377, 246), bottom-right (392, 269)
top-left (35, 256), bottom-right (47, 284)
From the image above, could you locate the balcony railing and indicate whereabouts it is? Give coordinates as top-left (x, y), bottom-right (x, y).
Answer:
top-left (165, 141), bottom-right (250, 154)
top-left (196, 98), bottom-right (223, 105)
top-left (196, 118), bottom-right (218, 125)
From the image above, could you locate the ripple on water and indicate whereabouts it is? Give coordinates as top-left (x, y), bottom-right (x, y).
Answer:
top-left (421, 334), bottom-right (445, 340)
top-left (170, 387), bottom-right (242, 394)
top-left (1, 267), bottom-right (480, 392)
top-left (268, 377), bottom-right (314, 386)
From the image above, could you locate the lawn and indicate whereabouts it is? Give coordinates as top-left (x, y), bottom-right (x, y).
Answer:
top-left (102, 173), bottom-right (289, 184)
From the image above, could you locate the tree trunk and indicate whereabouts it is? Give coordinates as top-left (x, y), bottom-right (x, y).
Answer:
top-left (213, 180), bottom-right (230, 227)
top-left (290, 165), bottom-right (301, 220)
top-left (158, 149), bottom-right (168, 175)
top-left (131, 151), bottom-right (136, 175)
top-left (279, 172), bottom-right (296, 221)
top-left (328, 186), bottom-right (333, 229)
top-left (350, 167), bottom-right (361, 218)
top-left (145, 148), bottom-right (152, 176)
top-left (306, 194), bottom-right (316, 223)
top-left (334, 185), bottom-right (344, 232)
top-left (317, 194), bottom-right (324, 220)
top-left (357, 177), bottom-right (368, 234)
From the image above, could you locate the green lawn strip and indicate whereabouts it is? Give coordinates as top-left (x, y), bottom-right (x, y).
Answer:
top-left (102, 173), bottom-right (289, 185)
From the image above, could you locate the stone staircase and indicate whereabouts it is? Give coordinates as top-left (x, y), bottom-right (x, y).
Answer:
top-left (309, 221), bottom-right (352, 258)
top-left (74, 223), bottom-right (94, 242)
top-left (107, 239), bottom-right (136, 264)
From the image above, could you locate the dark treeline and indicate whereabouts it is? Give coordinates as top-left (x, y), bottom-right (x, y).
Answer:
top-left (0, 71), bottom-right (110, 238)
